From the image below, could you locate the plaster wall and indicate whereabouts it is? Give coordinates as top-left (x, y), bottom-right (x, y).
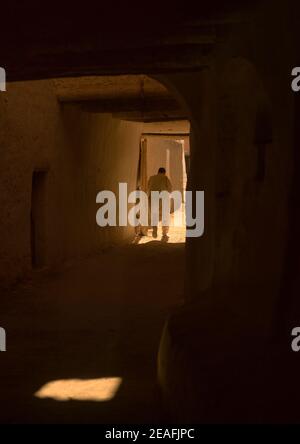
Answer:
top-left (0, 80), bottom-right (142, 287)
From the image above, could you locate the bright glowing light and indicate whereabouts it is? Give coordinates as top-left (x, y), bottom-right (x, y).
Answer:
top-left (34, 377), bottom-right (122, 402)
top-left (135, 208), bottom-right (186, 244)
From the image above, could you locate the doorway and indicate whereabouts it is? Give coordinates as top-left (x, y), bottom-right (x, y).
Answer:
top-left (136, 135), bottom-right (189, 244)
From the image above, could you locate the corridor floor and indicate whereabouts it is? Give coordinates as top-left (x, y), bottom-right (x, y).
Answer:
top-left (0, 241), bottom-right (185, 423)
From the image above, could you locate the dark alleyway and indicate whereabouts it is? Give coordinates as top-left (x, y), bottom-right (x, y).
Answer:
top-left (0, 242), bottom-right (184, 423)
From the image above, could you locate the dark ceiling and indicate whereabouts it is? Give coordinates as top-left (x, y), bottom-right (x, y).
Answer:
top-left (0, 1), bottom-right (257, 81)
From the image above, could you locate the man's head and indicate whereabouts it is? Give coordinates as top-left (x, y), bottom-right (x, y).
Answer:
top-left (158, 167), bottom-right (166, 175)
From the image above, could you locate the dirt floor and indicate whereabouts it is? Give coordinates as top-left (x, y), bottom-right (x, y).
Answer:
top-left (0, 239), bottom-right (185, 424)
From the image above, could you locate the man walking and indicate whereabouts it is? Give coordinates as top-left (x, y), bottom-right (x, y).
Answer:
top-left (147, 167), bottom-right (172, 241)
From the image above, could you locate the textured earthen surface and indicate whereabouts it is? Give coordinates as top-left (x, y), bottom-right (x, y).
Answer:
top-left (0, 80), bottom-right (142, 287)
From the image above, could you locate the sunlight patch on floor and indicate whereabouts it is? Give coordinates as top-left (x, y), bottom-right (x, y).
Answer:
top-left (34, 377), bottom-right (122, 402)
top-left (135, 208), bottom-right (186, 244)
